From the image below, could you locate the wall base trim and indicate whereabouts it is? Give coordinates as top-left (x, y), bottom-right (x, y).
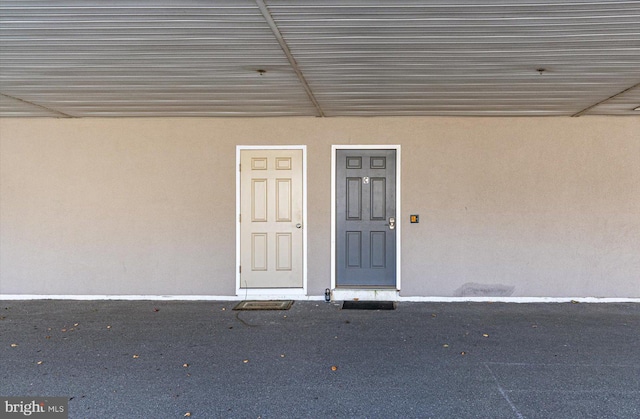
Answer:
top-left (0, 294), bottom-right (324, 301)
top-left (397, 296), bottom-right (640, 303)
top-left (1, 294), bottom-right (638, 303)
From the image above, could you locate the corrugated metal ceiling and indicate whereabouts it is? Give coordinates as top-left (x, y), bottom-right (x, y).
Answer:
top-left (1, 0), bottom-right (639, 117)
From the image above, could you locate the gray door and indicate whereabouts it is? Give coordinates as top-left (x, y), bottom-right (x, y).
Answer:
top-left (336, 149), bottom-right (396, 287)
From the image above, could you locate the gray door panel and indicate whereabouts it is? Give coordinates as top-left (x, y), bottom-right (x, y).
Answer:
top-left (336, 149), bottom-right (396, 287)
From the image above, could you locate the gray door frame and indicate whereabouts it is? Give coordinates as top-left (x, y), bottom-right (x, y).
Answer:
top-left (331, 145), bottom-right (402, 300)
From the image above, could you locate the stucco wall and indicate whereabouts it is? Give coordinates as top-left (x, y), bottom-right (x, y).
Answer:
top-left (1, 117), bottom-right (638, 297)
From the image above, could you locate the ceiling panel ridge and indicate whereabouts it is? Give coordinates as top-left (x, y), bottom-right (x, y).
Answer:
top-left (0, 92), bottom-right (73, 118)
top-left (254, 0), bottom-right (325, 117)
top-left (572, 81), bottom-right (640, 116)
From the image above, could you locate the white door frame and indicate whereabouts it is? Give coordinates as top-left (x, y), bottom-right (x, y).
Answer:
top-left (236, 145), bottom-right (307, 298)
top-left (331, 145), bottom-right (402, 301)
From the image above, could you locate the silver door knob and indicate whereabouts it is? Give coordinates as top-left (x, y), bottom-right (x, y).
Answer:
top-left (388, 217), bottom-right (395, 230)
top-left (296, 223), bottom-right (302, 229)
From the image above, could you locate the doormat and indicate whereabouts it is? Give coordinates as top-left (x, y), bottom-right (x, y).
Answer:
top-left (342, 301), bottom-right (396, 310)
top-left (233, 300), bottom-right (294, 311)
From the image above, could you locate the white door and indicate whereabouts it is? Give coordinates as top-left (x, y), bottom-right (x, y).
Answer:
top-left (240, 149), bottom-right (303, 288)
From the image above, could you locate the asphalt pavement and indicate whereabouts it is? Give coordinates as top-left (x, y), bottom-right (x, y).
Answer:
top-left (1, 300), bottom-right (639, 418)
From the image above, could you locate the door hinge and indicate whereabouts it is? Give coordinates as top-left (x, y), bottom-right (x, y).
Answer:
top-left (239, 214), bottom-right (241, 222)
top-left (239, 163), bottom-right (241, 172)
top-left (239, 266), bottom-right (242, 274)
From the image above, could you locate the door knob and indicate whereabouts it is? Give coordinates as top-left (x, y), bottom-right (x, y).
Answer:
top-left (388, 217), bottom-right (395, 230)
top-left (296, 223), bottom-right (302, 229)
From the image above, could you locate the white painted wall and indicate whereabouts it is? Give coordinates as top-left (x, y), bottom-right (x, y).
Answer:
top-left (1, 117), bottom-right (638, 297)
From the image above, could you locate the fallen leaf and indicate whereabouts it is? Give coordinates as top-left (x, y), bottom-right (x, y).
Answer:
top-left (74, 323), bottom-right (79, 327)
top-left (221, 308), bottom-right (226, 311)
top-left (37, 361), bottom-right (43, 365)
top-left (571, 300), bottom-right (579, 304)
top-left (531, 325), bottom-right (538, 328)
top-left (10, 343), bottom-right (18, 348)
top-left (153, 308), bottom-right (160, 312)
top-left (443, 344), bottom-right (449, 348)
top-left (431, 313), bottom-right (437, 318)
top-left (460, 351), bottom-right (466, 356)
top-left (184, 413), bottom-right (191, 417)
top-left (107, 325), bottom-right (112, 329)
top-left (183, 363), bottom-right (189, 368)
top-left (45, 336), bottom-right (51, 339)
top-left (280, 354), bottom-right (285, 358)
top-left (482, 333), bottom-right (489, 338)
top-left (133, 354), bottom-right (139, 359)
top-left (61, 329), bottom-right (67, 332)
top-left (243, 359), bottom-right (249, 363)
top-left (331, 365), bottom-right (338, 371)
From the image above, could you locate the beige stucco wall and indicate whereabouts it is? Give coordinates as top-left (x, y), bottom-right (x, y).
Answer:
top-left (1, 117), bottom-right (638, 297)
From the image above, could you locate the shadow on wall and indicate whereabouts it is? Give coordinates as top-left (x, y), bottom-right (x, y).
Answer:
top-left (455, 283), bottom-right (515, 297)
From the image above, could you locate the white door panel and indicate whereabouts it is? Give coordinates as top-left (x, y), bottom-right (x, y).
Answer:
top-left (240, 149), bottom-right (303, 288)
